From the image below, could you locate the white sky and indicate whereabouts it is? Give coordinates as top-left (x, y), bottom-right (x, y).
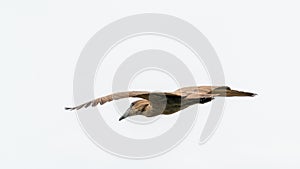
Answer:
top-left (1, 0), bottom-right (300, 168)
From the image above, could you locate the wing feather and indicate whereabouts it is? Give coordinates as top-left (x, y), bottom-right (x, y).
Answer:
top-left (65, 91), bottom-right (182, 111)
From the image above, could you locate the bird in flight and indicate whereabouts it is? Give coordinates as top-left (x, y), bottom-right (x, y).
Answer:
top-left (65, 86), bottom-right (256, 121)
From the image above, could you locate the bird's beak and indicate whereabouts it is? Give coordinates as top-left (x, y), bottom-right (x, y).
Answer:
top-left (119, 108), bottom-right (132, 121)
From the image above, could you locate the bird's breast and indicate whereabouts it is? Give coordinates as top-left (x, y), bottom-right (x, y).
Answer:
top-left (148, 98), bottom-right (197, 116)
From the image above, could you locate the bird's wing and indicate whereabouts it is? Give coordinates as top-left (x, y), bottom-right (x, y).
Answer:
top-left (65, 91), bottom-right (182, 111)
top-left (173, 86), bottom-right (232, 101)
top-left (184, 93), bottom-right (220, 99)
top-left (174, 86), bottom-right (230, 95)
top-left (175, 86), bottom-right (256, 97)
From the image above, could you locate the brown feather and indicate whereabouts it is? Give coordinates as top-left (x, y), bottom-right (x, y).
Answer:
top-left (65, 86), bottom-right (256, 112)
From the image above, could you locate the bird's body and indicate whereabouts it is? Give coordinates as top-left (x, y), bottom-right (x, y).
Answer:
top-left (66, 86), bottom-right (256, 121)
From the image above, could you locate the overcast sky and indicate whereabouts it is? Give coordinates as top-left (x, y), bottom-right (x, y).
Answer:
top-left (1, 0), bottom-right (300, 168)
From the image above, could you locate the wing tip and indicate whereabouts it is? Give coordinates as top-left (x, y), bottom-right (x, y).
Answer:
top-left (251, 93), bottom-right (258, 97)
top-left (65, 107), bottom-right (73, 111)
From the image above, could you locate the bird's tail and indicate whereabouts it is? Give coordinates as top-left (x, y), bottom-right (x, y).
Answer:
top-left (211, 86), bottom-right (257, 97)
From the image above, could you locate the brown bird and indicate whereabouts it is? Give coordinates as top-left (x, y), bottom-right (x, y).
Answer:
top-left (65, 86), bottom-right (256, 121)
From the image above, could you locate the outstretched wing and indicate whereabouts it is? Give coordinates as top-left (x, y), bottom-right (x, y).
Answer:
top-left (65, 91), bottom-right (182, 111)
top-left (174, 86), bottom-right (255, 98)
top-left (173, 86), bottom-right (232, 104)
top-left (174, 86), bottom-right (228, 95)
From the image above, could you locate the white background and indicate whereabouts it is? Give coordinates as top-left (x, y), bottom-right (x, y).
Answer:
top-left (1, 0), bottom-right (300, 168)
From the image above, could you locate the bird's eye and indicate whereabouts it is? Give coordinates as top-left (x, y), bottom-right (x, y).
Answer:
top-left (130, 103), bottom-right (134, 107)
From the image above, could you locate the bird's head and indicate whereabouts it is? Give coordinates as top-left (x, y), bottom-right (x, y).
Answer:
top-left (119, 100), bottom-right (151, 121)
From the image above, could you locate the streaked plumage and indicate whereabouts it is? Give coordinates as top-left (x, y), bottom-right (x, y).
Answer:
top-left (65, 86), bottom-right (256, 121)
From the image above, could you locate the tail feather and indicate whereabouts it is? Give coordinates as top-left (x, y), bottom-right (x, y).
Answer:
top-left (225, 90), bottom-right (257, 97)
top-left (211, 87), bottom-right (257, 97)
